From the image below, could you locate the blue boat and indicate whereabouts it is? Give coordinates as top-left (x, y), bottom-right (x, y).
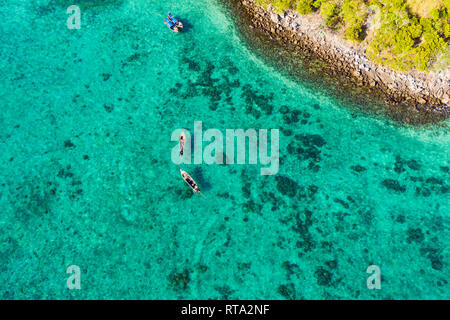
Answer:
top-left (164, 17), bottom-right (179, 32)
top-left (165, 12), bottom-right (183, 31)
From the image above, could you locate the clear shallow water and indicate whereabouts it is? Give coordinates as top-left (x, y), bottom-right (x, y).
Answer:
top-left (0, 0), bottom-right (448, 299)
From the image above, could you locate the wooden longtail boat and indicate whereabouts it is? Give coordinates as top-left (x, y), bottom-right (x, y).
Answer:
top-left (180, 169), bottom-right (201, 194)
top-left (179, 132), bottom-right (185, 156)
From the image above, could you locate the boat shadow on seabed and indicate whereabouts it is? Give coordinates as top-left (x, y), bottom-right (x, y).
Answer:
top-left (192, 167), bottom-right (212, 192)
top-left (178, 17), bottom-right (193, 32)
top-left (173, 16), bottom-right (194, 33)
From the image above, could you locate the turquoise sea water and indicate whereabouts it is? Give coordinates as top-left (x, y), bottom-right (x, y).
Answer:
top-left (0, 0), bottom-right (448, 299)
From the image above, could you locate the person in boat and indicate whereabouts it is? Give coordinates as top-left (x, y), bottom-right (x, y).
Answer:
top-left (164, 17), bottom-right (179, 32)
top-left (168, 12), bottom-right (183, 29)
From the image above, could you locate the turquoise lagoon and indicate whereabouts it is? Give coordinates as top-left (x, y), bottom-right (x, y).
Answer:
top-left (0, 0), bottom-right (448, 299)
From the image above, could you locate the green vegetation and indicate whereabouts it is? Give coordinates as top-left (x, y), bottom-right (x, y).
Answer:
top-left (320, 1), bottom-right (340, 27)
top-left (341, 0), bottom-right (367, 41)
top-left (296, 0), bottom-right (315, 14)
top-left (255, 0), bottom-right (294, 12)
top-left (257, 0), bottom-right (450, 71)
top-left (272, 0), bottom-right (294, 12)
top-left (345, 22), bottom-right (364, 41)
top-left (366, 0), bottom-right (448, 71)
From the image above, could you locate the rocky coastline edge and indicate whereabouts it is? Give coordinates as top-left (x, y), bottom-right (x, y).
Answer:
top-left (234, 0), bottom-right (450, 117)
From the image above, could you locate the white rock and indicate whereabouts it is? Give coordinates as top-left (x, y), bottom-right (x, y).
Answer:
top-left (270, 13), bottom-right (279, 23)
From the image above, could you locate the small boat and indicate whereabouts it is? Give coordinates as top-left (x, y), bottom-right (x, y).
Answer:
top-left (168, 12), bottom-right (184, 29)
top-left (179, 132), bottom-right (185, 156)
top-left (180, 169), bottom-right (201, 194)
top-left (164, 17), bottom-right (179, 32)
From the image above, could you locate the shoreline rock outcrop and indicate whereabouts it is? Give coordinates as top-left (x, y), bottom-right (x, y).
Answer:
top-left (235, 0), bottom-right (450, 116)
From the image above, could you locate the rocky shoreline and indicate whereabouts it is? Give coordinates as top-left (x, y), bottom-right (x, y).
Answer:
top-left (234, 0), bottom-right (450, 117)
